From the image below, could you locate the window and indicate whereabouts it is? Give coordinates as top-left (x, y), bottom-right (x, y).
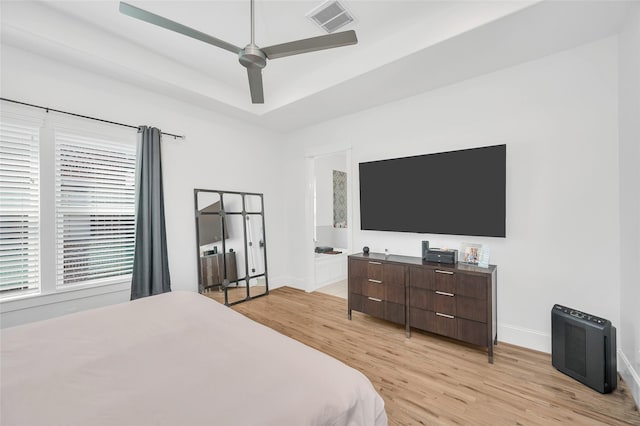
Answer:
top-left (55, 131), bottom-right (136, 288)
top-left (0, 120), bottom-right (40, 297)
top-left (0, 109), bottom-right (137, 301)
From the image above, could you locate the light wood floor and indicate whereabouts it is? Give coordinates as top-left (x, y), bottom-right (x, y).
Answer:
top-left (202, 285), bottom-right (267, 304)
top-left (316, 279), bottom-right (348, 299)
top-left (213, 286), bottom-right (640, 426)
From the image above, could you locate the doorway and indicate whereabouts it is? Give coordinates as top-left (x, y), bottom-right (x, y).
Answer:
top-left (305, 148), bottom-right (352, 296)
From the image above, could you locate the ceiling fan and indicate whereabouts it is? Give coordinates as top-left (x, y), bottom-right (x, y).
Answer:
top-left (119, 1), bottom-right (358, 104)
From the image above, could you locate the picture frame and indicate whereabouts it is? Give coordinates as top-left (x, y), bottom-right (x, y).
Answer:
top-left (478, 246), bottom-right (490, 268)
top-left (460, 243), bottom-right (483, 265)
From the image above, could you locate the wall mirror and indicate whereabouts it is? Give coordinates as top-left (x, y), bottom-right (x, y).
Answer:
top-left (194, 189), bottom-right (268, 306)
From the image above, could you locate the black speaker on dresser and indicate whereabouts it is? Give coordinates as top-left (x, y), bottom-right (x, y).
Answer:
top-left (551, 304), bottom-right (617, 394)
top-left (421, 241), bottom-right (429, 260)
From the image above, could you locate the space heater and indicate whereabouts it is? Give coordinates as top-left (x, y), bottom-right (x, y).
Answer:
top-left (551, 304), bottom-right (617, 394)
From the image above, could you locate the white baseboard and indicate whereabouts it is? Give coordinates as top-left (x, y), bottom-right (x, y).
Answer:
top-left (307, 277), bottom-right (346, 293)
top-left (498, 323), bottom-right (551, 353)
top-left (618, 349), bottom-right (640, 408)
top-left (269, 275), bottom-right (337, 293)
top-left (268, 275), bottom-right (306, 291)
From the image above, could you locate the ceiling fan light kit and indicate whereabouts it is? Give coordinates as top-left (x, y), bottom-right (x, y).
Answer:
top-left (119, 0), bottom-right (358, 104)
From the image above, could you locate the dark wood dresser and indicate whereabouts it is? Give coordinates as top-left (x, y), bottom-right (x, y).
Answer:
top-left (348, 252), bottom-right (497, 363)
top-left (200, 252), bottom-right (237, 290)
top-left (348, 255), bottom-right (406, 325)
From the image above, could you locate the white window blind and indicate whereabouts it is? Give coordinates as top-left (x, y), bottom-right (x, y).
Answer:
top-left (55, 131), bottom-right (136, 287)
top-left (0, 121), bottom-right (40, 297)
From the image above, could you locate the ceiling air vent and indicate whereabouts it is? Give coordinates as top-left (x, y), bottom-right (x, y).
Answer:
top-left (307, 0), bottom-right (355, 34)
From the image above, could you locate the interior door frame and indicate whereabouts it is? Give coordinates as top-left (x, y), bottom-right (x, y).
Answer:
top-left (304, 147), bottom-right (352, 293)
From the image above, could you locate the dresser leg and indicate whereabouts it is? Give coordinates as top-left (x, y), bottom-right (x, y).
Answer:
top-left (348, 309), bottom-right (352, 320)
top-left (488, 343), bottom-right (494, 364)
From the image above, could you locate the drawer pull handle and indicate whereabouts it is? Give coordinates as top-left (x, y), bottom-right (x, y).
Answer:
top-left (436, 312), bottom-right (455, 319)
top-left (435, 270), bottom-right (454, 275)
top-left (435, 291), bottom-right (454, 297)
top-left (368, 261), bottom-right (382, 265)
top-left (367, 297), bottom-right (382, 302)
top-left (368, 279), bottom-right (382, 284)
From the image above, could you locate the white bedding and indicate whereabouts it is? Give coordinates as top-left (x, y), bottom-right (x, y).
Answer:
top-left (1, 291), bottom-right (387, 426)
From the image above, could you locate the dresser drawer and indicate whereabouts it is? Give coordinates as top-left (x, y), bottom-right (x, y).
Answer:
top-left (350, 293), bottom-right (384, 319)
top-left (410, 290), bottom-right (485, 320)
top-left (385, 283), bottom-right (405, 305)
top-left (433, 290), bottom-right (456, 315)
top-left (384, 301), bottom-right (405, 325)
top-left (456, 296), bottom-right (487, 323)
top-left (362, 280), bottom-right (385, 299)
top-left (351, 259), bottom-right (405, 284)
top-left (409, 286), bottom-right (434, 311)
top-left (410, 287), bottom-right (457, 313)
top-left (350, 293), bottom-right (405, 325)
top-left (366, 260), bottom-right (383, 281)
top-left (383, 263), bottom-right (405, 286)
top-left (348, 260), bottom-right (367, 295)
top-left (455, 273), bottom-right (487, 300)
top-left (409, 267), bottom-right (434, 290)
top-left (433, 268), bottom-right (456, 293)
top-left (457, 317), bottom-right (488, 347)
top-left (410, 266), bottom-right (459, 293)
top-left (355, 277), bottom-right (405, 303)
top-left (409, 308), bottom-right (457, 339)
top-left (409, 307), bottom-right (432, 333)
top-left (409, 307), bottom-right (488, 347)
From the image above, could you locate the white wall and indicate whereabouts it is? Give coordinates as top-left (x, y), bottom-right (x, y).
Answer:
top-left (0, 46), bottom-right (287, 327)
top-left (618, 3), bottom-right (640, 405)
top-left (282, 36), bottom-right (620, 353)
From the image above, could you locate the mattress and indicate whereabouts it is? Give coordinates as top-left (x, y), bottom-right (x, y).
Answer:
top-left (1, 291), bottom-right (387, 426)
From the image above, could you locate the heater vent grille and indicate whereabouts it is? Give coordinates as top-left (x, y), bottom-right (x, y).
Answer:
top-left (307, 1), bottom-right (355, 33)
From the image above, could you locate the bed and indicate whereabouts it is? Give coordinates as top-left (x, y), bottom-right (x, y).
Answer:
top-left (1, 291), bottom-right (387, 426)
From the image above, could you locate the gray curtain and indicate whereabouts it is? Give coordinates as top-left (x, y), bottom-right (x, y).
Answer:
top-left (131, 126), bottom-right (171, 300)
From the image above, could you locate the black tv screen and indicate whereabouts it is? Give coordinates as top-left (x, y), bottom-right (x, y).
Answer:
top-left (359, 144), bottom-right (506, 237)
top-left (198, 201), bottom-right (228, 245)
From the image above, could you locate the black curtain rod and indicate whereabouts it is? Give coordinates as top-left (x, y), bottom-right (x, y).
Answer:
top-left (0, 97), bottom-right (184, 140)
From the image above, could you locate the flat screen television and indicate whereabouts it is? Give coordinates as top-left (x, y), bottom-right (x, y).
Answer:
top-left (198, 201), bottom-right (228, 245)
top-left (359, 144), bottom-right (506, 238)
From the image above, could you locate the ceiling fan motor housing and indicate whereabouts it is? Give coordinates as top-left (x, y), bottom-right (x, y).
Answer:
top-left (239, 45), bottom-right (267, 69)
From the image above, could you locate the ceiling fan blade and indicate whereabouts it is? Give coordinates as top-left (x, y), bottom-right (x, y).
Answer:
top-left (262, 30), bottom-right (357, 60)
top-left (246, 67), bottom-right (264, 104)
top-left (119, 2), bottom-right (242, 54)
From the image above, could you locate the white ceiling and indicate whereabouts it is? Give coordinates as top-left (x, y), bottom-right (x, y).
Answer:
top-left (0, 0), bottom-right (633, 131)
